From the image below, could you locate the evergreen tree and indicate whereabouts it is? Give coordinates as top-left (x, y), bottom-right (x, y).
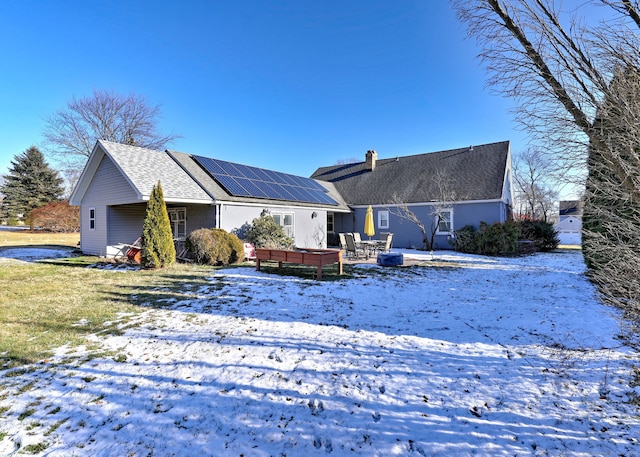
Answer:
top-left (141, 181), bottom-right (176, 269)
top-left (0, 146), bottom-right (64, 222)
top-left (582, 67), bottom-right (640, 311)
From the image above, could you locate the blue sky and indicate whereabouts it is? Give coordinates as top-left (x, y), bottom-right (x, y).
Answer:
top-left (0, 0), bottom-right (524, 181)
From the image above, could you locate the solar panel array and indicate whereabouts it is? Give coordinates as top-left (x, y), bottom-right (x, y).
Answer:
top-left (193, 155), bottom-right (337, 205)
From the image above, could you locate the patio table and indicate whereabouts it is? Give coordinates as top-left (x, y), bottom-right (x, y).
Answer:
top-left (359, 240), bottom-right (385, 258)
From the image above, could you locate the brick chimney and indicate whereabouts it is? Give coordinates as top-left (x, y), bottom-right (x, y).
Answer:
top-left (366, 150), bottom-right (377, 170)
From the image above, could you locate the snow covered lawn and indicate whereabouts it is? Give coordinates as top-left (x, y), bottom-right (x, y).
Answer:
top-left (1, 249), bottom-right (639, 456)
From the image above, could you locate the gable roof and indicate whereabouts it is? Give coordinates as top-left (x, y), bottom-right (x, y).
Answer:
top-left (70, 141), bottom-right (350, 211)
top-left (70, 140), bottom-right (213, 205)
top-left (311, 141), bottom-right (511, 206)
top-left (559, 200), bottom-right (583, 217)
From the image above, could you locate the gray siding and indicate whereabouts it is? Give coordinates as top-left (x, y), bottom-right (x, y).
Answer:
top-left (170, 204), bottom-right (217, 234)
top-left (218, 203), bottom-right (328, 249)
top-left (341, 201), bottom-right (508, 250)
top-left (108, 204), bottom-right (146, 246)
top-left (80, 156), bottom-right (139, 255)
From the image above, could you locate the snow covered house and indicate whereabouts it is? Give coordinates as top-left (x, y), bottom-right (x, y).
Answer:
top-left (69, 140), bottom-right (350, 256)
top-left (311, 141), bottom-right (514, 249)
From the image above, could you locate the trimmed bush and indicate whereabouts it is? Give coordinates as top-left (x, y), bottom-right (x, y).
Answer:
top-left (186, 228), bottom-right (245, 265)
top-left (454, 220), bottom-right (560, 256)
top-left (519, 219), bottom-right (559, 252)
top-left (454, 221), bottom-right (520, 256)
top-left (475, 221), bottom-right (520, 256)
top-left (452, 225), bottom-right (477, 253)
top-left (247, 210), bottom-right (294, 249)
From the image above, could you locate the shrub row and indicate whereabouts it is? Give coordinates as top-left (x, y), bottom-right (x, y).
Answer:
top-left (453, 220), bottom-right (559, 256)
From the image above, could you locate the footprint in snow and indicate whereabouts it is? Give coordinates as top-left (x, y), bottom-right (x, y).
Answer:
top-left (309, 399), bottom-right (324, 416)
top-left (313, 437), bottom-right (333, 453)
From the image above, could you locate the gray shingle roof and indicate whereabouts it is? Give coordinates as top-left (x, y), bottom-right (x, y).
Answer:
top-left (559, 200), bottom-right (583, 216)
top-left (311, 141), bottom-right (510, 205)
top-left (100, 141), bottom-right (212, 203)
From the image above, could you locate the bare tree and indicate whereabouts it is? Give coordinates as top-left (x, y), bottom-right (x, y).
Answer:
top-left (452, 0), bottom-right (640, 314)
top-left (512, 149), bottom-right (559, 221)
top-left (43, 90), bottom-right (180, 175)
top-left (391, 170), bottom-right (458, 252)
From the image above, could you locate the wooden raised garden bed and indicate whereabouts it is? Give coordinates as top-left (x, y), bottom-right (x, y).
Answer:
top-left (255, 248), bottom-right (343, 280)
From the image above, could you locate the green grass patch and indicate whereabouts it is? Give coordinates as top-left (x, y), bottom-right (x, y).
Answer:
top-left (0, 230), bottom-right (79, 247)
top-left (89, 394), bottom-right (104, 403)
top-left (45, 418), bottom-right (68, 436)
top-left (47, 406), bottom-right (61, 415)
top-left (26, 421), bottom-right (42, 430)
top-left (18, 408), bottom-right (36, 421)
top-left (17, 381), bottom-right (37, 394)
top-left (1, 237), bottom-right (217, 369)
top-left (23, 441), bottom-right (49, 454)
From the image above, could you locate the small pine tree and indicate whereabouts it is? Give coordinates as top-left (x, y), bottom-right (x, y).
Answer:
top-left (141, 181), bottom-right (176, 269)
top-left (0, 146), bottom-right (64, 223)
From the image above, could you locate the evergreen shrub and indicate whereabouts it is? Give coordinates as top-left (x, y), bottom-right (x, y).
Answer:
top-left (519, 219), bottom-right (560, 252)
top-left (475, 221), bottom-right (520, 256)
top-left (247, 210), bottom-right (294, 249)
top-left (186, 228), bottom-right (245, 265)
top-left (452, 225), bottom-right (477, 253)
top-left (454, 221), bottom-right (520, 255)
top-left (141, 182), bottom-right (176, 269)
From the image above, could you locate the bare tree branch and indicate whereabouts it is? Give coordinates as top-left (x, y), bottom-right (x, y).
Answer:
top-left (390, 170), bottom-right (459, 251)
top-left (452, 0), bottom-right (640, 315)
top-left (42, 90), bottom-right (181, 173)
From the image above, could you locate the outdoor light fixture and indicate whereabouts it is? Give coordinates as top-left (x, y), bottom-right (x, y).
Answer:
top-left (311, 212), bottom-right (318, 219)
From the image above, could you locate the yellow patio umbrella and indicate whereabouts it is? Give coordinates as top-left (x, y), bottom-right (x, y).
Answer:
top-left (364, 205), bottom-right (375, 239)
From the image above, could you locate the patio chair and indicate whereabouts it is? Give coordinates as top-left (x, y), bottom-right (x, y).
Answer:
top-left (381, 233), bottom-right (393, 253)
top-left (352, 232), bottom-right (362, 244)
top-left (344, 233), bottom-right (365, 259)
top-left (338, 233), bottom-right (347, 252)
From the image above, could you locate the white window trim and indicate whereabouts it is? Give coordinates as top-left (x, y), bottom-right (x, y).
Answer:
top-left (168, 207), bottom-right (187, 239)
top-left (378, 210), bottom-right (389, 230)
top-left (89, 207), bottom-right (96, 231)
top-left (272, 211), bottom-right (295, 238)
top-left (435, 209), bottom-right (453, 235)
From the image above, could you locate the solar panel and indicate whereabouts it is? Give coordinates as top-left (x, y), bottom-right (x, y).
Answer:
top-left (193, 155), bottom-right (337, 205)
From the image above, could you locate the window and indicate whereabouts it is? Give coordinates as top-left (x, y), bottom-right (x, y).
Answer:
top-left (378, 210), bottom-right (389, 230)
top-left (89, 208), bottom-right (96, 230)
top-left (272, 212), bottom-right (294, 238)
top-left (436, 209), bottom-right (453, 234)
top-left (327, 213), bottom-right (335, 233)
top-left (168, 207), bottom-right (187, 239)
